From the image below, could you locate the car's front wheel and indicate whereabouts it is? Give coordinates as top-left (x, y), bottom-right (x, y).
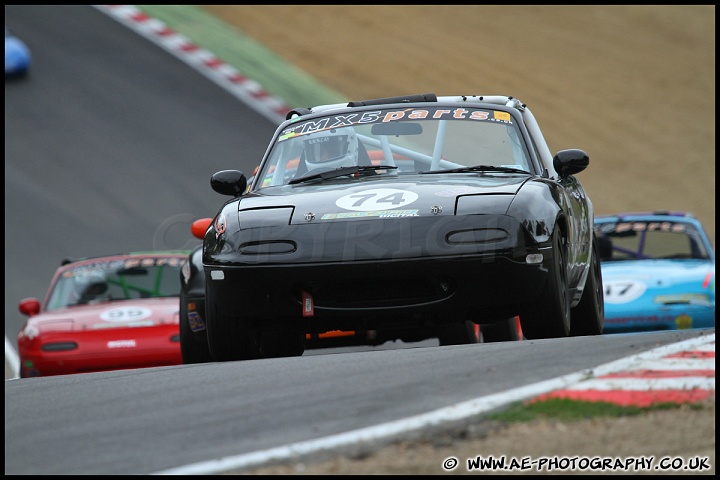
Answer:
top-left (520, 225), bottom-right (571, 339)
top-left (179, 294), bottom-right (213, 364)
top-left (570, 234), bottom-right (605, 336)
top-left (205, 286), bottom-right (262, 361)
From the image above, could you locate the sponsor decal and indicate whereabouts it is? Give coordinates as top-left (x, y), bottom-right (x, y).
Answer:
top-left (188, 311), bottom-right (206, 332)
top-left (107, 339), bottom-right (137, 348)
top-left (279, 107), bottom-right (513, 140)
top-left (675, 314), bottom-right (693, 329)
top-left (655, 293), bottom-right (710, 304)
top-left (597, 220), bottom-right (692, 235)
top-left (63, 256), bottom-right (184, 278)
top-left (322, 210), bottom-right (419, 219)
top-left (606, 314), bottom-right (675, 324)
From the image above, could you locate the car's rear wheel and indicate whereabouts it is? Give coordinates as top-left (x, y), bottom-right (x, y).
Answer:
top-left (520, 225), bottom-right (571, 339)
top-left (437, 320), bottom-right (480, 346)
top-left (481, 317), bottom-right (520, 342)
top-left (570, 234), bottom-right (605, 336)
top-left (179, 294), bottom-right (213, 364)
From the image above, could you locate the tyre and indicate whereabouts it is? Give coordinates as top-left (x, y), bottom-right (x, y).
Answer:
top-left (481, 317), bottom-right (520, 342)
top-left (520, 224), bottom-right (571, 339)
top-left (205, 285), bottom-right (261, 361)
top-left (570, 234), bottom-right (605, 336)
top-left (438, 320), bottom-right (480, 346)
top-left (179, 294), bottom-right (213, 364)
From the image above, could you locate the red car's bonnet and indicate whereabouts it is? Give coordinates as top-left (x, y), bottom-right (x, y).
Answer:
top-left (27, 297), bottom-right (180, 332)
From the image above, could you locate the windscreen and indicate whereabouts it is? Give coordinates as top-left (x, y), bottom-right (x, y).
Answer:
top-left (254, 106), bottom-right (535, 189)
top-left (45, 256), bottom-right (186, 311)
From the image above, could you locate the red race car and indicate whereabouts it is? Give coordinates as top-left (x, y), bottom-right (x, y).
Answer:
top-left (17, 251), bottom-right (189, 378)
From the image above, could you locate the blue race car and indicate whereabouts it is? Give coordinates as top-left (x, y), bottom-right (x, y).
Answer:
top-left (5, 26), bottom-right (31, 78)
top-left (594, 211), bottom-right (715, 333)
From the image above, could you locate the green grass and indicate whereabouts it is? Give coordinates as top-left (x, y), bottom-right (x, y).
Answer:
top-left (136, 5), bottom-right (346, 110)
top-left (487, 398), bottom-right (699, 423)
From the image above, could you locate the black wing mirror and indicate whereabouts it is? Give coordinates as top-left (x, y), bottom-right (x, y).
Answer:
top-left (210, 170), bottom-right (247, 197)
top-left (553, 149), bottom-right (589, 177)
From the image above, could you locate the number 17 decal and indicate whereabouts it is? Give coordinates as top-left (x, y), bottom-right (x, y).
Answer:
top-left (604, 279), bottom-right (647, 304)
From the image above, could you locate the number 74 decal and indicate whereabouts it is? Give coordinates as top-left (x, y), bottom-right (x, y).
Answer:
top-left (335, 188), bottom-right (418, 211)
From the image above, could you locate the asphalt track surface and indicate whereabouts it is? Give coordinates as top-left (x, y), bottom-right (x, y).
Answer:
top-left (4, 5), bottom-right (286, 378)
top-left (4, 6), bottom-right (715, 475)
top-left (4, 5), bottom-right (336, 378)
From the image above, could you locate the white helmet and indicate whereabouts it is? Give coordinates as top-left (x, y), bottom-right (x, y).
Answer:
top-left (303, 127), bottom-right (359, 170)
top-left (74, 272), bottom-right (110, 304)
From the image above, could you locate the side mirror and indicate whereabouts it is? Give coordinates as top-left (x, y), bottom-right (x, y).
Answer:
top-left (210, 170), bottom-right (247, 197)
top-left (19, 298), bottom-right (41, 317)
top-left (553, 149), bottom-right (589, 177)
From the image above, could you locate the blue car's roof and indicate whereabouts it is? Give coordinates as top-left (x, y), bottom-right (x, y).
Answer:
top-left (595, 210), bottom-right (694, 221)
top-left (594, 211), bottom-right (715, 262)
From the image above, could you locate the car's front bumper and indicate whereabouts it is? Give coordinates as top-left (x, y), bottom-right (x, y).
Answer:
top-left (18, 325), bottom-right (181, 378)
top-left (603, 303), bottom-right (715, 333)
top-left (204, 213), bottom-right (555, 331)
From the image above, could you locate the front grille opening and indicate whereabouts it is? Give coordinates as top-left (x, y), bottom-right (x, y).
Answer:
top-left (41, 342), bottom-right (78, 352)
top-left (312, 277), bottom-right (454, 308)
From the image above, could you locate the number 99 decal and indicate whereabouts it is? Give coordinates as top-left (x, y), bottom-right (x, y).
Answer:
top-left (100, 306), bottom-right (153, 322)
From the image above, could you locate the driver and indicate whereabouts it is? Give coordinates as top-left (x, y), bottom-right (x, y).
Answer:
top-left (73, 273), bottom-right (111, 305)
top-left (303, 127), bottom-right (359, 171)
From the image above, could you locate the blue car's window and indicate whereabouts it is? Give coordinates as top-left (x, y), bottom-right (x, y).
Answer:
top-left (255, 106), bottom-right (533, 189)
top-left (45, 256), bottom-right (186, 311)
top-left (595, 221), bottom-right (710, 261)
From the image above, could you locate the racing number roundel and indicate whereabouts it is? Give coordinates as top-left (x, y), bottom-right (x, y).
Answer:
top-left (100, 306), bottom-right (153, 322)
top-left (335, 188), bottom-right (418, 211)
top-left (603, 279), bottom-right (647, 304)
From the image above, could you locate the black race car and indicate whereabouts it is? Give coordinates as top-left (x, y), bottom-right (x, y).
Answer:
top-left (181, 93), bottom-right (604, 362)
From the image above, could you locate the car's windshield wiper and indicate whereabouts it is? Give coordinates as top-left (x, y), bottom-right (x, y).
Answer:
top-left (288, 165), bottom-right (398, 185)
top-left (419, 165), bottom-right (531, 175)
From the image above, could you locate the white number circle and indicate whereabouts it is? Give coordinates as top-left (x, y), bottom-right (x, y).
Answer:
top-left (100, 306), bottom-right (152, 322)
top-left (336, 188), bottom-right (418, 211)
top-left (603, 279), bottom-right (647, 304)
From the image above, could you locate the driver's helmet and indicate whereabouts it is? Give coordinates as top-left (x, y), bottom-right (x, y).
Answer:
top-left (74, 272), bottom-right (110, 304)
top-left (303, 127), bottom-right (359, 170)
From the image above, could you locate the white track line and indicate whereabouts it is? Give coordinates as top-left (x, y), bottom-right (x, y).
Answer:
top-left (92, 5), bottom-right (291, 125)
top-left (154, 333), bottom-right (714, 475)
top-left (5, 336), bottom-right (20, 380)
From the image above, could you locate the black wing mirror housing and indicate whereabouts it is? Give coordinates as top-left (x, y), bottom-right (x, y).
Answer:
top-left (210, 170), bottom-right (247, 197)
top-left (553, 149), bottom-right (589, 177)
